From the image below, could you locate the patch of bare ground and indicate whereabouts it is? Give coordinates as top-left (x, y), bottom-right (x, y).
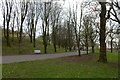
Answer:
top-left (61, 54), bottom-right (97, 63)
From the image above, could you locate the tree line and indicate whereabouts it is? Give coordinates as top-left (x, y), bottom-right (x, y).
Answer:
top-left (1, 0), bottom-right (120, 62)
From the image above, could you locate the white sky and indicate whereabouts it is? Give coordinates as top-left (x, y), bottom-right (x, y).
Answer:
top-left (0, 0), bottom-right (83, 25)
top-left (0, 0), bottom-right (84, 36)
top-left (0, 7), bottom-right (3, 26)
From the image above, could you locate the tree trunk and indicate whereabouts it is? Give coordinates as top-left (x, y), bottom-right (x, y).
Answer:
top-left (33, 32), bottom-right (36, 47)
top-left (44, 44), bottom-right (47, 54)
top-left (30, 17), bottom-right (34, 43)
top-left (12, 27), bottom-right (14, 41)
top-left (6, 21), bottom-right (10, 47)
top-left (111, 39), bottom-right (113, 53)
top-left (92, 45), bottom-right (94, 53)
top-left (91, 39), bottom-right (95, 53)
top-left (54, 44), bottom-right (57, 52)
top-left (43, 37), bottom-right (47, 54)
top-left (74, 22), bottom-right (81, 56)
top-left (47, 25), bottom-right (50, 45)
top-left (30, 35), bottom-right (32, 43)
top-left (85, 35), bottom-right (88, 55)
top-left (86, 46), bottom-right (88, 55)
top-left (53, 36), bottom-right (57, 52)
top-left (5, 1), bottom-right (13, 47)
top-left (53, 29), bottom-right (57, 53)
top-left (3, 15), bottom-right (6, 39)
top-left (42, 22), bottom-right (47, 54)
top-left (12, 13), bottom-right (15, 42)
top-left (67, 22), bottom-right (72, 51)
top-left (98, 2), bottom-right (107, 63)
top-left (43, 33), bottom-right (47, 54)
top-left (30, 28), bottom-right (32, 43)
top-left (19, 22), bottom-right (23, 54)
top-left (43, 2), bottom-right (49, 54)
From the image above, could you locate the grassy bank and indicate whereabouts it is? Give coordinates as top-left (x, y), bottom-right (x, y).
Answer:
top-left (2, 37), bottom-right (67, 55)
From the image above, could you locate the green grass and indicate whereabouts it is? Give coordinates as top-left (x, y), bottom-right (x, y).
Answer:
top-left (2, 37), bottom-right (66, 55)
top-left (107, 52), bottom-right (119, 63)
top-left (2, 53), bottom-right (119, 78)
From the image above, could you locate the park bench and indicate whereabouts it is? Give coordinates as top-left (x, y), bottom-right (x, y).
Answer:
top-left (34, 50), bottom-right (41, 54)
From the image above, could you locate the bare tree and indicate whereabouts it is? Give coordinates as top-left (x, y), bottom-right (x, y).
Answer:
top-left (110, 0), bottom-right (120, 24)
top-left (106, 20), bottom-right (116, 53)
top-left (18, 0), bottom-right (29, 53)
top-left (50, 2), bottom-right (62, 52)
top-left (26, 2), bottom-right (35, 43)
top-left (2, 0), bottom-right (14, 46)
top-left (83, 16), bottom-right (90, 54)
top-left (26, 11), bottom-right (32, 42)
top-left (26, 1), bottom-right (41, 47)
top-left (109, 0), bottom-right (120, 53)
top-left (33, 2), bottom-right (41, 47)
top-left (69, 2), bottom-right (83, 56)
top-left (11, 11), bottom-right (16, 41)
top-left (67, 3), bottom-right (73, 51)
top-left (66, 21), bottom-right (74, 51)
top-left (1, 0), bottom-right (6, 39)
top-left (40, 2), bottom-right (52, 53)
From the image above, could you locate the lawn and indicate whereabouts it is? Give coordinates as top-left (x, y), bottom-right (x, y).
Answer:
top-left (2, 53), bottom-right (119, 78)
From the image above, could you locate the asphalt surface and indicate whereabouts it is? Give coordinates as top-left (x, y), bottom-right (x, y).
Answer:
top-left (2, 51), bottom-right (87, 64)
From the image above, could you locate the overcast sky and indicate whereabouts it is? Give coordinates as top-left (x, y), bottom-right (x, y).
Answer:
top-left (0, 0), bottom-right (84, 25)
top-left (0, 0), bottom-right (84, 37)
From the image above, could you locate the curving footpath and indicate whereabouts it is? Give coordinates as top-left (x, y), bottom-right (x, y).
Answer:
top-left (2, 51), bottom-right (87, 64)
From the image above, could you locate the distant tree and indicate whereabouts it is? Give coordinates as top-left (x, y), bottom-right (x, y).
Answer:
top-left (18, 0), bottom-right (29, 53)
top-left (1, 0), bottom-right (6, 38)
top-left (81, 0), bottom-right (101, 54)
top-left (26, 11), bottom-right (32, 42)
top-left (70, 2), bottom-right (83, 56)
top-left (116, 27), bottom-right (120, 53)
top-left (110, 0), bottom-right (120, 24)
top-left (106, 20), bottom-right (117, 53)
top-left (33, 2), bottom-right (41, 47)
top-left (50, 2), bottom-right (61, 52)
top-left (82, 16), bottom-right (90, 54)
top-left (28, 3), bottom-right (34, 43)
top-left (88, 15), bottom-right (98, 54)
top-left (109, 0), bottom-right (120, 53)
top-left (40, 2), bottom-right (52, 53)
top-left (66, 21), bottom-right (74, 51)
top-left (25, 2), bottom-right (34, 43)
top-left (67, 4), bottom-right (73, 51)
top-left (11, 11), bottom-right (16, 41)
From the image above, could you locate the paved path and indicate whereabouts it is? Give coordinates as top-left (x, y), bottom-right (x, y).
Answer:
top-left (2, 51), bottom-right (87, 64)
